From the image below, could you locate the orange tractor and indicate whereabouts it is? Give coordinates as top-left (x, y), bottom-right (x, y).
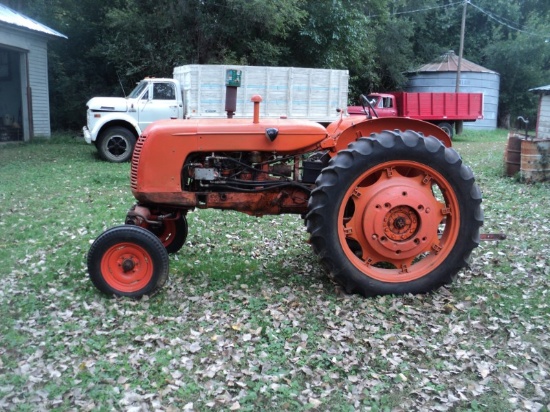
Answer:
top-left (88, 95), bottom-right (483, 298)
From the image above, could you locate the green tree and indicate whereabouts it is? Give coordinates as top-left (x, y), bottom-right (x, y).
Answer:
top-left (8, 0), bottom-right (550, 130)
top-left (484, 27), bottom-right (550, 126)
top-left (286, 0), bottom-right (378, 102)
top-left (97, 0), bottom-right (306, 80)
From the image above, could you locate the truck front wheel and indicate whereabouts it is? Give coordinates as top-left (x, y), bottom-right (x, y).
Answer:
top-left (97, 127), bottom-right (136, 162)
top-left (306, 130), bottom-right (483, 297)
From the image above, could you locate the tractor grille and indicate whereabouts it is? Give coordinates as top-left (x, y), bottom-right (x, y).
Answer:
top-left (130, 135), bottom-right (146, 190)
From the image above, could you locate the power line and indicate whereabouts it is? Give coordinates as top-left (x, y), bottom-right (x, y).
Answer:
top-left (368, 2), bottom-right (463, 18)
top-left (467, 0), bottom-right (550, 38)
top-left (368, 0), bottom-right (549, 38)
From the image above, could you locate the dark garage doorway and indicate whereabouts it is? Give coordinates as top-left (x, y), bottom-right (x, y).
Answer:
top-left (0, 47), bottom-right (26, 142)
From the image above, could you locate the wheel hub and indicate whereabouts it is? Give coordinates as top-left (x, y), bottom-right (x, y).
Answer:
top-left (121, 257), bottom-right (136, 272)
top-left (108, 137), bottom-right (127, 156)
top-left (394, 216), bottom-right (406, 229)
top-left (362, 180), bottom-right (442, 259)
top-left (383, 205), bottom-right (419, 241)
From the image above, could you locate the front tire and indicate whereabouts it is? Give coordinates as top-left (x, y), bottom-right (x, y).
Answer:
top-left (150, 216), bottom-right (188, 254)
top-left (306, 130), bottom-right (483, 297)
top-left (97, 127), bottom-right (136, 163)
top-left (87, 225), bottom-right (169, 297)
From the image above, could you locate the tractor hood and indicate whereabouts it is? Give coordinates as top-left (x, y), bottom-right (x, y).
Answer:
top-left (142, 118), bottom-right (328, 154)
top-left (86, 97), bottom-right (129, 112)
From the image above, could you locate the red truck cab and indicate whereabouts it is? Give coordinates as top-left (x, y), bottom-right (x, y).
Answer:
top-left (347, 93), bottom-right (398, 117)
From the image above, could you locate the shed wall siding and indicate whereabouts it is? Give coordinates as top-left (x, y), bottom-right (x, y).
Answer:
top-left (537, 95), bottom-right (550, 139)
top-left (27, 41), bottom-right (50, 136)
top-left (0, 26), bottom-right (51, 137)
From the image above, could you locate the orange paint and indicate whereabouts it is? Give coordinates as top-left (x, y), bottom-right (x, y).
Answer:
top-left (130, 96), bottom-right (452, 216)
top-left (337, 160), bottom-right (460, 283)
top-left (100, 243), bottom-right (154, 293)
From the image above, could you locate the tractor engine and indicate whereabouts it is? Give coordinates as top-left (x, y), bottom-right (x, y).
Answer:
top-left (182, 151), bottom-right (327, 192)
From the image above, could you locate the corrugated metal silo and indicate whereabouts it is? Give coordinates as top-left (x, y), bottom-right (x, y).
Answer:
top-left (405, 51), bottom-right (500, 131)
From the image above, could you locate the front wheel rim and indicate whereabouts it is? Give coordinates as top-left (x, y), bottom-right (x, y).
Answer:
top-left (338, 160), bottom-right (461, 283)
top-left (100, 242), bottom-right (154, 292)
top-left (154, 220), bottom-right (176, 248)
top-left (107, 136), bottom-right (129, 157)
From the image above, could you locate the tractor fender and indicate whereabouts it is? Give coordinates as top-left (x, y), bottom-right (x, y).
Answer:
top-left (329, 117), bottom-right (452, 155)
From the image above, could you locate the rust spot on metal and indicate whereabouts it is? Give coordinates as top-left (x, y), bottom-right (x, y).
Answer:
top-left (479, 233), bottom-right (507, 241)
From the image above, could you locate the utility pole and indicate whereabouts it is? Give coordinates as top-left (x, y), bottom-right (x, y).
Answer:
top-left (455, 0), bottom-right (468, 92)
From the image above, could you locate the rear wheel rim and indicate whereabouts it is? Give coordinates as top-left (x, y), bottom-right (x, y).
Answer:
top-left (100, 242), bottom-right (154, 292)
top-left (338, 160), bottom-right (460, 283)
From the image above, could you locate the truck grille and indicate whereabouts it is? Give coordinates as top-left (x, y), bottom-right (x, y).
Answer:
top-left (130, 134), bottom-right (146, 190)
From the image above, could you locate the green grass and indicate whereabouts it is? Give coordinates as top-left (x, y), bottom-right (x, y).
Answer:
top-left (1, 131), bottom-right (549, 411)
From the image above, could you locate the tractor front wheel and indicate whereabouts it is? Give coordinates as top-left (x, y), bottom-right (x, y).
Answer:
top-left (306, 130), bottom-right (483, 297)
top-left (149, 215), bottom-right (188, 254)
top-left (87, 225), bottom-right (169, 297)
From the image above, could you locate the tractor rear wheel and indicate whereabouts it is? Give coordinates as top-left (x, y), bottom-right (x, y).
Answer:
top-left (87, 225), bottom-right (169, 297)
top-left (306, 130), bottom-right (483, 297)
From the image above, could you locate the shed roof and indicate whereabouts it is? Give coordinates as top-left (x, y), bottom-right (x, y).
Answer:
top-left (529, 85), bottom-right (550, 94)
top-left (0, 4), bottom-right (67, 39)
top-left (410, 50), bottom-right (497, 74)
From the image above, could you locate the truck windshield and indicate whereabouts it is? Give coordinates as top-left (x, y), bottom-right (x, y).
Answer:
top-left (128, 81), bottom-right (149, 99)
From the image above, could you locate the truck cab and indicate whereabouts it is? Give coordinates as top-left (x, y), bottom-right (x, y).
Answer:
top-left (83, 78), bottom-right (183, 162)
top-left (347, 93), bottom-right (398, 117)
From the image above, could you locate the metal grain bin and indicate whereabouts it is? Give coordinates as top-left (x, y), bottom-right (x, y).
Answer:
top-left (405, 51), bottom-right (500, 131)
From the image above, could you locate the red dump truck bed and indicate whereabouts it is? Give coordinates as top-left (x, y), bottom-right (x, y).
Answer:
top-left (393, 92), bottom-right (483, 121)
top-left (348, 91), bottom-right (484, 138)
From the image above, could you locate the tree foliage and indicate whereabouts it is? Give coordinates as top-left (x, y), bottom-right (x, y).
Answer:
top-left (2, 0), bottom-right (549, 129)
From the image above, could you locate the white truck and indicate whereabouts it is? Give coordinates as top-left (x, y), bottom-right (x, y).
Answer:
top-left (83, 65), bottom-right (349, 162)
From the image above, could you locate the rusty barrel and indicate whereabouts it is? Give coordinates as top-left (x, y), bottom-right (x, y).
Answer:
top-left (520, 138), bottom-right (550, 182)
top-left (504, 132), bottom-right (522, 176)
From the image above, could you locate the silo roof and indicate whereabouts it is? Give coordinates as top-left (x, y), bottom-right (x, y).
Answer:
top-left (0, 4), bottom-right (67, 39)
top-left (411, 50), bottom-right (497, 74)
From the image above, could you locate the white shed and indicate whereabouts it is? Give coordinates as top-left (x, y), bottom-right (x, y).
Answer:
top-left (0, 4), bottom-right (66, 142)
top-left (529, 85), bottom-right (550, 140)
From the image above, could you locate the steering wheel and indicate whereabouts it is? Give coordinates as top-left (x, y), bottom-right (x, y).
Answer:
top-left (359, 94), bottom-right (379, 119)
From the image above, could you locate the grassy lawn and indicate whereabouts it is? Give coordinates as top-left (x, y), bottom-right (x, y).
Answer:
top-left (0, 130), bottom-right (548, 411)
